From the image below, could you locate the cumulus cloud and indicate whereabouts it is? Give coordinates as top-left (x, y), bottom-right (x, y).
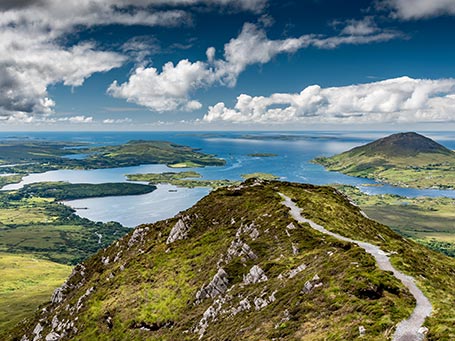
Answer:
top-left (0, 0), bottom-right (265, 121)
top-left (203, 77), bottom-right (455, 124)
top-left (380, 0), bottom-right (455, 19)
top-left (109, 22), bottom-right (401, 112)
top-left (339, 17), bottom-right (379, 36)
top-left (108, 60), bottom-right (211, 111)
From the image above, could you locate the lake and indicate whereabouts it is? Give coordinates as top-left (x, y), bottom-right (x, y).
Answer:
top-left (1, 131), bottom-right (454, 227)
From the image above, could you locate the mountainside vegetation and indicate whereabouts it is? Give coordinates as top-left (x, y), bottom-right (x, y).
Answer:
top-left (8, 180), bottom-right (455, 340)
top-left (314, 132), bottom-right (455, 189)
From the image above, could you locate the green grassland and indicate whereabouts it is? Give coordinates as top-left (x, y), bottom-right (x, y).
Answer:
top-left (0, 253), bottom-right (71, 331)
top-left (127, 171), bottom-right (279, 189)
top-left (0, 187), bottom-right (132, 264)
top-left (0, 183), bottom-right (137, 331)
top-left (10, 180), bottom-right (455, 340)
top-left (334, 185), bottom-right (455, 257)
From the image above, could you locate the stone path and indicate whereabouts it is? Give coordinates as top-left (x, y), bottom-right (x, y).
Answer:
top-left (279, 193), bottom-right (432, 341)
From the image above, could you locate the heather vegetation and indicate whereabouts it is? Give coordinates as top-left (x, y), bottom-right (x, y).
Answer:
top-left (9, 181), bottom-right (455, 340)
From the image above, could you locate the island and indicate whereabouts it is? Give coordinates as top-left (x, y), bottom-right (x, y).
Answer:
top-left (127, 171), bottom-right (279, 189)
top-left (313, 132), bottom-right (455, 189)
top-left (0, 140), bottom-right (226, 187)
top-left (16, 181), bottom-right (157, 201)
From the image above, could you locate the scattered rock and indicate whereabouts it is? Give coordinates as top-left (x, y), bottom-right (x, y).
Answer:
top-left (253, 290), bottom-right (277, 310)
top-left (32, 323), bottom-right (43, 341)
top-left (275, 309), bottom-right (290, 329)
top-left (291, 243), bottom-right (299, 255)
top-left (243, 265), bottom-right (268, 284)
top-left (51, 315), bottom-right (59, 329)
top-left (223, 238), bottom-right (257, 264)
top-left (45, 332), bottom-right (61, 341)
top-left (196, 269), bottom-right (229, 302)
top-left (286, 223), bottom-right (296, 230)
top-left (76, 287), bottom-right (94, 312)
top-left (166, 218), bottom-right (190, 244)
top-left (249, 228), bottom-right (260, 240)
top-left (128, 226), bottom-right (149, 247)
top-left (195, 295), bottom-right (228, 338)
top-left (289, 264), bottom-right (307, 279)
top-left (51, 286), bottom-right (65, 304)
top-left (230, 298), bottom-right (251, 316)
top-left (302, 274), bottom-right (322, 294)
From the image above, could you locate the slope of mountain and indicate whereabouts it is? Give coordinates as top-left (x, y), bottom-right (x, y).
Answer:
top-left (314, 132), bottom-right (455, 189)
top-left (8, 180), bottom-right (455, 340)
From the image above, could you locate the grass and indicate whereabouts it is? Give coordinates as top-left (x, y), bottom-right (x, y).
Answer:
top-left (0, 252), bottom-right (71, 331)
top-left (334, 185), bottom-right (455, 257)
top-left (13, 180), bottom-right (445, 341)
top-left (0, 191), bottom-right (130, 265)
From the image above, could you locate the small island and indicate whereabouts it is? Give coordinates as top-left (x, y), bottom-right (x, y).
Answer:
top-left (313, 132), bottom-right (455, 189)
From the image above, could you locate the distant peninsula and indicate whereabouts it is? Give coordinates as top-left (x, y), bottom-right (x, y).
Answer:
top-left (247, 153), bottom-right (278, 157)
top-left (0, 140), bottom-right (226, 188)
top-left (313, 132), bottom-right (455, 189)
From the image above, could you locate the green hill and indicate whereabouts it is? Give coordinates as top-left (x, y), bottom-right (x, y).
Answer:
top-left (7, 180), bottom-right (455, 340)
top-left (314, 132), bottom-right (455, 189)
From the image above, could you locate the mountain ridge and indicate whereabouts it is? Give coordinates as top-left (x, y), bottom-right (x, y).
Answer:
top-left (8, 180), bottom-right (455, 340)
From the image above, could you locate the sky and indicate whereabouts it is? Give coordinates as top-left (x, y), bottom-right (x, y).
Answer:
top-left (0, 0), bottom-right (455, 131)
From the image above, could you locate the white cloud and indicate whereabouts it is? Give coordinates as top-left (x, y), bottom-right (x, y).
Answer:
top-left (102, 118), bottom-right (133, 124)
top-left (108, 60), bottom-right (210, 112)
top-left (381, 0), bottom-right (455, 19)
top-left (59, 115), bottom-right (94, 123)
top-left (340, 17), bottom-right (379, 36)
top-left (203, 77), bottom-right (455, 124)
top-left (109, 22), bottom-right (401, 112)
top-left (0, 0), bottom-right (266, 121)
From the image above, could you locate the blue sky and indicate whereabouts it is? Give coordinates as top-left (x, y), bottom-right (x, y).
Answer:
top-left (1, 0), bottom-right (455, 130)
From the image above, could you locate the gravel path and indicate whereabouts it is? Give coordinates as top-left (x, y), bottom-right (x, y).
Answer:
top-left (279, 193), bottom-right (432, 341)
